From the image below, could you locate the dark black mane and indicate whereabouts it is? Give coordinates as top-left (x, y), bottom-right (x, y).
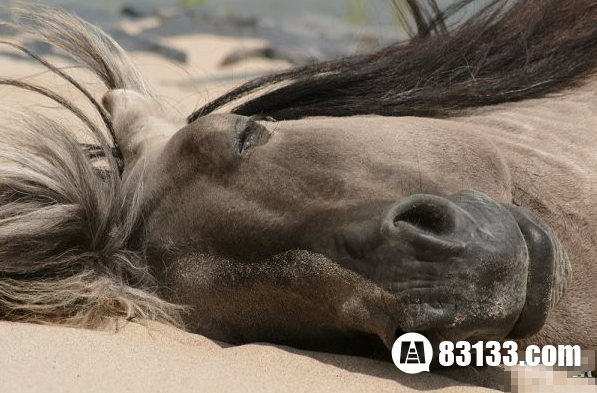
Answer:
top-left (188, 0), bottom-right (597, 122)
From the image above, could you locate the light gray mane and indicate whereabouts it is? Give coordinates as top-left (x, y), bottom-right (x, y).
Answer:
top-left (0, 4), bottom-right (183, 328)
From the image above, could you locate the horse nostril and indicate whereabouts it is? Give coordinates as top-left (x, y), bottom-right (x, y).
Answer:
top-left (393, 199), bottom-right (455, 236)
top-left (381, 195), bottom-right (468, 260)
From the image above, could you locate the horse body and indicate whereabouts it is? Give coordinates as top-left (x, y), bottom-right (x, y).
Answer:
top-left (104, 85), bottom-right (591, 351)
top-left (124, 81), bottom-right (596, 350)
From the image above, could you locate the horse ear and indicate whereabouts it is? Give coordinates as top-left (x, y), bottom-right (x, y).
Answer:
top-left (101, 89), bottom-right (184, 166)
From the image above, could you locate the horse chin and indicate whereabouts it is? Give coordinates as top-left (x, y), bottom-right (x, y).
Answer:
top-left (326, 189), bottom-right (570, 344)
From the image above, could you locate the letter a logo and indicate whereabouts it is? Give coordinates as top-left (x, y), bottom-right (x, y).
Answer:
top-left (392, 332), bottom-right (433, 374)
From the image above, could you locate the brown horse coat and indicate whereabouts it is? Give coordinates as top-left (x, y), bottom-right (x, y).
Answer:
top-left (156, 78), bottom-right (596, 350)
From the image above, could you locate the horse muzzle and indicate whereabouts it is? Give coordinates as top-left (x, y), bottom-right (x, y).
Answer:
top-left (336, 189), bottom-right (571, 345)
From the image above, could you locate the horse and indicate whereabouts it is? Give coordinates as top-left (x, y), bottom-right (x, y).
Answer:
top-left (0, 0), bottom-right (596, 362)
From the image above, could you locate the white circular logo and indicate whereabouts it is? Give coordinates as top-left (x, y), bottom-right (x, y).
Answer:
top-left (392, 332), bottom-right (433, 374)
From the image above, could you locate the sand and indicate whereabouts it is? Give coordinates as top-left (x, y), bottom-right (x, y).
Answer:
top-left (0, 320), bottom-right (500, 393)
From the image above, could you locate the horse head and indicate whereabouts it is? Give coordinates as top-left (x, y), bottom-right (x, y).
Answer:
top-left (102, 88), bottom-right (570, 352)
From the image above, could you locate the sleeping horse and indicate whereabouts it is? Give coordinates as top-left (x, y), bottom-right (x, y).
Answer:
top-left (0, 0), bottom-right (596, 361)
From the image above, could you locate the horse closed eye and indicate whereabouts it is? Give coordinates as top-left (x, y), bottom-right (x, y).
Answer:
top-left (236, 120), bottom-right (271, 154)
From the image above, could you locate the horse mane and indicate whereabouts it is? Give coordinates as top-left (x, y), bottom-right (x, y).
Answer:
top-left (0, 4), bottom-right (183, 328)
top-left (188, 0), bottom-right (597, 122)
top-left (0, 109), bottom-right (184, 328)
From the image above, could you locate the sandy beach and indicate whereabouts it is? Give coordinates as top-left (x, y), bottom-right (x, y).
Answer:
top-left (0, 320), bottom-right (502, 393)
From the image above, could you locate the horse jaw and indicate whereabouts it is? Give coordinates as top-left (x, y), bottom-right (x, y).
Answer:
top-left (102, 89), bottom-right (184, 166)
